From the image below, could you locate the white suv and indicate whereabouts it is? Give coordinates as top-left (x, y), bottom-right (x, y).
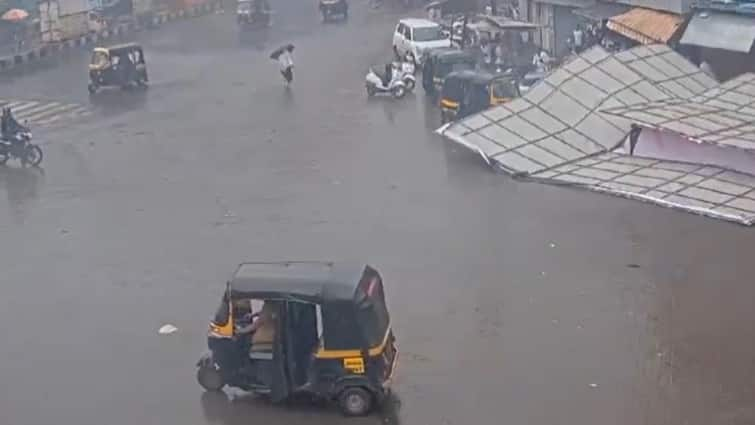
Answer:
top-left (392, 18), bottom-right (450, 66)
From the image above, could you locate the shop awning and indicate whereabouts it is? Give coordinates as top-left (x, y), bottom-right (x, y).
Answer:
top-left (573, 2), bottom-right (630, 21)
top-left (607, 7), bottom-right (683, 45)
top-left (680, 11), bottom-right (755, 53)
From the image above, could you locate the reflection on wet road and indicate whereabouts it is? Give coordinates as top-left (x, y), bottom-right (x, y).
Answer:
top-left (0, 1), bottom-right (754, 425)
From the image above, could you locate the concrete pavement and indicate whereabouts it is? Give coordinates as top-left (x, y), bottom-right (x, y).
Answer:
top-left (0, 1), bottom-right (754, 425)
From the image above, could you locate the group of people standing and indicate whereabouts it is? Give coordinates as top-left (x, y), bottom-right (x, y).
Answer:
top-left (566, 23), bottom-right (605, 55)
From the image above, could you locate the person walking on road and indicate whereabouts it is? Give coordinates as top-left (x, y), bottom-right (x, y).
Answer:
top-left (270, 44), bottom-right (295, 85)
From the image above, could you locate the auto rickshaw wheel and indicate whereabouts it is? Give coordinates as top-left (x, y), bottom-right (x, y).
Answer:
top-left (337, 387), bottom-right (373, 417)
top-left (0, 150), bottom-right (9, 165)
top-left (88, 83), bottom-right (98, 94)
top-left (197, 365), bottom-right (225, 392)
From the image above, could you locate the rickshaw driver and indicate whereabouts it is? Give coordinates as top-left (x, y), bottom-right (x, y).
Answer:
top-left (235, 301), bottom-right (277, 353)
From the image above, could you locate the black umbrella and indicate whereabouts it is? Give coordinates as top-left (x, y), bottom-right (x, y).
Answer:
top-left (269, 44), bottom-right (294, 60)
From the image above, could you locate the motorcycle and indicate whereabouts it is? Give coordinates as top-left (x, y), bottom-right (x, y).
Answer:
top-left (0, 128), bottom-right (43, 167)
top-left (392, 61), bottom-right (416, 91)
top-left (365, 68), bottom-right (407, 99)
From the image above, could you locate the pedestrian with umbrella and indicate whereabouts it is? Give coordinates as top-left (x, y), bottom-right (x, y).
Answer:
top-left (270, 44), bottom-right (294, 85)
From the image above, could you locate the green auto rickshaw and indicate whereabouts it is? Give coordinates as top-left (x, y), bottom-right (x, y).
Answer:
top-left (421, 47), bottom-right (476, 96)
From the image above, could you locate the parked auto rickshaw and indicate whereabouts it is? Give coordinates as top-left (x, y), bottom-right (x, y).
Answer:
top-left (196, 261), bottom-right (398, 416)
top-left (319, 0), bottom-right (347, 22)
top-left (421, 47), bottom-right (476, 96)
top-left (88, 43), bottom-right (148, 94)
top-left (237, 0), bottom-right (272, 28)
top-left (440, 69), bottom-right (519, 123)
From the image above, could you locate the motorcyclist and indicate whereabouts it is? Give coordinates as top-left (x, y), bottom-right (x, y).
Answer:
top-left (382, 63), bottom-right (393, 87)
top-left (1, 108), bottom-right (23, 142)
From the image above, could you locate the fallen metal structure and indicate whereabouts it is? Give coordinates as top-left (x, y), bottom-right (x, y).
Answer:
top-left (437, 44), bottom-right (755, 225)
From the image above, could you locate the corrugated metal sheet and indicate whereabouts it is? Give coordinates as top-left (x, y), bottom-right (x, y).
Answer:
top-left (680, 11), bottom-right (755, 53)
top-left (607, 7), bottom-right (683, 44)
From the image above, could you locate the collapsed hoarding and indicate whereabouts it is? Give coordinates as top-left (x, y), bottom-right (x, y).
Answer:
top-left (437, 45), bottom-right (755, 225)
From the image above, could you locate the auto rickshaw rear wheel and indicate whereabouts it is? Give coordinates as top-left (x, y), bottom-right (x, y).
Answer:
top-left (197, 365), bottom-right (225, 392)
top-left (88, 83), bottom-right (98, 94)
top-left (337, 387), bottom-right (373, 416)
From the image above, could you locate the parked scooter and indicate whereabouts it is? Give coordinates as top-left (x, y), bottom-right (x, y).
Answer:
top-left (365, 67), bottom-right (408, 99)
top-left (392, 60), bottom-right (416, 91)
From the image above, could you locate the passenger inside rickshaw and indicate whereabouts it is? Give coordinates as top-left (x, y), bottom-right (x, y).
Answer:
top-left (250, 302), bottom-right (277, 353)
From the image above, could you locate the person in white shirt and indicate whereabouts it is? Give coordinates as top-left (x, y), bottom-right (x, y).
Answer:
top-left (278, 47), bottom-right (294, 84)
top-left (573, 26), bottom-right (584, 52)
top-left (699, 60), bottom-right (715, 79)
top-left (538, 50), bottom-right (551, 71)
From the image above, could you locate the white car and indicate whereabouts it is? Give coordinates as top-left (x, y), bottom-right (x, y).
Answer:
top-left (392, 18), bottom-right (451, 66)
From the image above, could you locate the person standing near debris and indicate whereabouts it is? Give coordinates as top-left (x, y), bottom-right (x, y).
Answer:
top-left (699, 60), bottom-right (715, 79)
top-left (533, 49), bottom-right (550, 72)
top-left (628, 124), bottom-right (642, 155)
top-left (573, 25), bottom-right (584, 53)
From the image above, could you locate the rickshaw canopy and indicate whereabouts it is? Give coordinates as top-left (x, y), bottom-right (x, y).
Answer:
top-left (223, 261), bottom-right (390, 351)
top-left (102, 42), bottom-right (144, 55)
top-left (228, 261), bottom-right (370, 303)
top-left (428, 47), bottom-right (475, 64)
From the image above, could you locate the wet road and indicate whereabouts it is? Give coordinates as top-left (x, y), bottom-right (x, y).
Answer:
top-left (1, 2), bottom-right (755, 425)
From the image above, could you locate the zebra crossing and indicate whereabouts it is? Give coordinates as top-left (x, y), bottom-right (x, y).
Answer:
top-left (0, 98), bottom-right (92, 127)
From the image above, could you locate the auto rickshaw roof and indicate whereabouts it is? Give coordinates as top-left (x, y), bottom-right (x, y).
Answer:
top-left (228, 261), bottom-right (371, 302)
top-left (103, 42), bottom-right (143, 53)
top-left (445, 69), bottom-right (510, 85)
top-left (430, 47), bottom-right (475, 61)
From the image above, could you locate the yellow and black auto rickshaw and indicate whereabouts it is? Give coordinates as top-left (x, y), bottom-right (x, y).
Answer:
top-left (88, 43), bottom-right (148, 94)
top-left (196, 261), bottom-right (398, 417)
top-left (421, 47), bottom-right (476, 96)
top-left (440, 69), bottom-right (519, 123)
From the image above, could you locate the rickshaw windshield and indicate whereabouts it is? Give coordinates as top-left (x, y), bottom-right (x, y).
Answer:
top-left (213, 292), bottom-right (231, 325)
top-left (436, 60), bottom-right (474, 78)
top-left (91, 51), bottom-right (109, 67)
top-left (238, 2), bottom-right (251, 11)
top-left (355, 276), bottom-right (390, 347)
top-left (492, 79), bottom-right (518, 98)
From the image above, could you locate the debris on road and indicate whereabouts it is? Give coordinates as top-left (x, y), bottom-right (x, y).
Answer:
top-left (158, 324), bottom-right (178, 335)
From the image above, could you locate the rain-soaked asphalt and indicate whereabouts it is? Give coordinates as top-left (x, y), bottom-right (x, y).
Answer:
top-left (1, 2), bottom-right (755, 424)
